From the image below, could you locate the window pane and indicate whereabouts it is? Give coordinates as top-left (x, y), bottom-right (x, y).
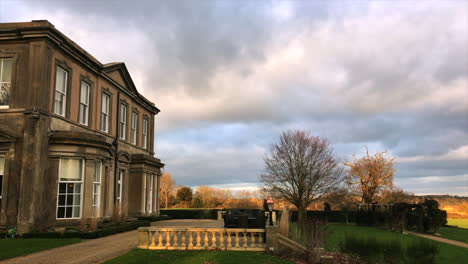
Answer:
top-left (74, 183), bottom-right (81, 193)
top-left (57, 207), bottom-right (65, 218)
top-left (94, 161), bottom-right (101, 182)
top-left (80, 82), bottom-right (89, 104)
top-left (73, 206), bottom-right (80, 218)
top-left (0, 175), bottom-right (3, 198)
top-left (58, 194), bottom-right (65, 205)
top-left (1, 59), bottom-right (13, 82)
top-left (56, 68), bottom-right (67, 93)
top-left (73, 194), bottom-right (80, 205)
top-left (66, 207), bottom-right (73, 218)
top-left (0, 156), bottom-right (4, 173)
top-left (60, 159), bottom-right (82, 181)
top-left (59, 183), bottom-right (66, 193)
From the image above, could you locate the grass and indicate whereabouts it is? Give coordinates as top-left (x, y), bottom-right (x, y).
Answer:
top-left (439, 226), bottom-right (468, 244)
top-left (105, 250), bottom-right (295, 264)
top-left (326, 223), bottom-right (468, 264)
top-left (447, 218), bottom-right (468, 229)
top-left (0, 238), bottom-right (81, 260)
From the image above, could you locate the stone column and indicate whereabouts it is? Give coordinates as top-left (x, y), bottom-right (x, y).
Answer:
top-left (155, 173), bottom-right (161, 215)
top-left (141, 172), bottom-right (146, 215)
top-left (152, 174), bottom-right (157, 214)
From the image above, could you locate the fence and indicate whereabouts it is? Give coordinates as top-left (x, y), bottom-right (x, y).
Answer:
top-left (138, 227), bottom-right (266, 251)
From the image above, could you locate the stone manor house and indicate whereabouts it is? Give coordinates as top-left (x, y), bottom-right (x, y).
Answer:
top-left (0, 20), bottom-right (164, 233)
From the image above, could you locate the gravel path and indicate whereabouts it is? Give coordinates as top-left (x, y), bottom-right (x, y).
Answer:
top-left (0, 230), bottom-right (138, 264)
top-left (407, 231), bottom-right (468, 248)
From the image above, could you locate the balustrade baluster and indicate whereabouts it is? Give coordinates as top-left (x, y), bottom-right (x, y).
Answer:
top-left (220, 230), bottom-right (225, 248)
top-left (196, 231), bottom-right (201, 247)
top-left (243, 231), bottom-right (248, 249)
top-left (259, 232), bottom-right (264, 246)
top-left (204, 230), bottom-right (209, 247)
top-left (166, 231), bottom-right (171, 247)
top-left (212, 231), bottom-right (217, 248)
top-left (235, 231), bottom-right (240, 248)
top-left (181, 231), bottom-right (186, 247)
top-left (250, 231), bottom-right (255, 248)
top-left (227, 231), bottom-right (232, 249)
top-left (173, 231), bottom-right (178, 247)
top-left (189, 231), bottom-right (194, 247)
top-left (148, 231), bottom-right (154, 247)
top-left (156, 231), bottom-right (162, 246)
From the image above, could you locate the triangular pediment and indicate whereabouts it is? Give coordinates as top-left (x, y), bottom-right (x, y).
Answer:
top-left (103, 62), bottom-right (139, 94)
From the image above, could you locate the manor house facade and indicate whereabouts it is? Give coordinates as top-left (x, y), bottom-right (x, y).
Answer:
top-left (0, 20), bottom-right (164, 233)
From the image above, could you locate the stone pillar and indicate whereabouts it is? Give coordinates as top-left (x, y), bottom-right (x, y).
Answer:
top-left (138, 227), bottom-right (148, 248)
top-left (265, 225), bottom-right (279, 252)
top-left (155, 173), bottom-right (161, 215)
top-left (152, 174), bottom-right (157, 214)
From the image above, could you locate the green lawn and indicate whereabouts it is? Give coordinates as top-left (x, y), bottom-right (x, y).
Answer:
top-left (105, 250), bottom-right (295, 264)
top-left (326, 224), bottom-right (468, 264)
top-left (0, 238), bottom-right (81, 260)
top-left (439, 226), bottom-right (468, 244)
top-left (447, 218), bottom-right (468, 229)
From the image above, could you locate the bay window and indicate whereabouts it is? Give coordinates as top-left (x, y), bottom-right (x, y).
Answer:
top-left (0, 58), bottom-right (12, 108)
top-left (54, 67), bottom-right (68, 116)
top-left (79, 81), bottom-right (90, 125)
top-left (57, 158), bottom-right (84, 219)
top-left (146, 173), bottom-right (153, 214)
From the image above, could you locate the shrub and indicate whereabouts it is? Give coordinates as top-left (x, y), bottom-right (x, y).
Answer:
top-left (160, 209), bottom-right (217, 219)
top-left (23, 220), bottom-right (150, 239)
top-left (22, 232), bottom-right (62, 239)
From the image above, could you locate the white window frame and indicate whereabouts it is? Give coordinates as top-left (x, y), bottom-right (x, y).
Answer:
top-left (0, 155), bottom-right (5, 199)
top-left (131, 112), bottom-right (138, 145)
top-left (142, 118), bottom-right (148, 149)
top-left (54, 66), bottom-right (68, 116)
top-left (79, 81), bottom-right (90, 125)
top-left (92, 161), bottom-right (102, 217)
top-left (56, 158), bottom-right (84, 220)
top-left (0, 58), bottom-right (13, 109)
top-left (117, 170), bottom-right (124, 204)
top-left (119, 104), bottom-right (127, 140)
top-left (101, 93), bottom-right (110, 133)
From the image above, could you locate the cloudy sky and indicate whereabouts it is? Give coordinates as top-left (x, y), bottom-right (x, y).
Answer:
top-left (1, 0), bottom-right (467, 195)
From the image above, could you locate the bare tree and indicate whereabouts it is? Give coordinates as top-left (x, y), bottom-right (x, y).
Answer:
top-left (160, 173), bottom-right (175, 209)
top-left (344, 147), bottom-right (395, 203)
top-left (260, 130), bottom-right (342, 229)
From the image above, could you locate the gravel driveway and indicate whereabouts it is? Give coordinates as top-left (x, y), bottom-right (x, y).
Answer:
top-left (0, 230), bottom-right (138, 264)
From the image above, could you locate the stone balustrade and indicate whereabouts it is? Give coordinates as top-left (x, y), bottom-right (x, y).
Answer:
top-left (138, 227), bottom-right (266, 251)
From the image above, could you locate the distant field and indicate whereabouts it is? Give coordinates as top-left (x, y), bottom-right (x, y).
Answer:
top-left (447, 218), bottom-right (468, 229)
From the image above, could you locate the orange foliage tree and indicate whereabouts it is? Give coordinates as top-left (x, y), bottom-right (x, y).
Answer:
top-left (344, 147), bottom-right (396, 204)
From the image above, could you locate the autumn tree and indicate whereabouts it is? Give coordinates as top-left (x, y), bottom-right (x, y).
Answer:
top-left (160, 173), bottom-right (175, 209)
top-left (176, 186), bottom-right (193, 207)
top-left (261, 130), bottom-right (342, 230)
top-left (344, 147), bottom-right (396, 204)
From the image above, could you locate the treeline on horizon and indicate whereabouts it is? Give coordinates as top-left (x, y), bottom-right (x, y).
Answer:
top-left (159, 173), bottom-right (467, 219)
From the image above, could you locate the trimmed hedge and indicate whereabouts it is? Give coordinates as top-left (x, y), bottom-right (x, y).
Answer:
top-left (290, 210), bottom-right (358, 223)
top-left (22, 220), bottom-right (150, 239)
top-left (160, 209), bottom-right (218, 219)
top-left (137, 215), bottom-right (171, 222)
